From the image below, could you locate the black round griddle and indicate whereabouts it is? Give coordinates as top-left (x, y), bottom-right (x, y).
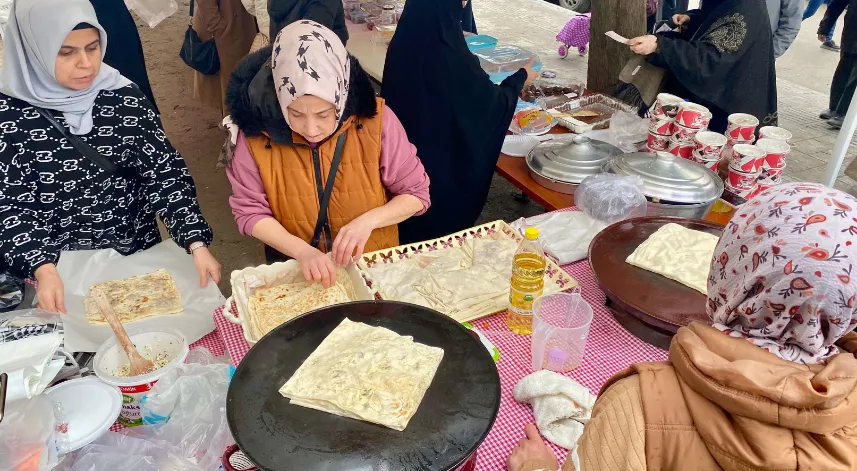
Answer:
top-left (226, 301), bottom-right (500, 471)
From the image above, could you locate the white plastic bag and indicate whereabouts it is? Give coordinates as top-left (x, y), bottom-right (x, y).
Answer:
top-left (0, 309), bottom-right (65, 402)
top-left (57, 348), bottom-right (234, 471)
top-left (608, 111), bottom-right (649, 153)
top-left (0, 0), bottom-right (12, 40)
top-left (575, 174), bottom-right (648, 225)
top-left (511, 212), bottom-right (607, 265)
top-left (0, 395), bottom-right (60, 471)
top-left (124, 0), bottom-right (178, 28)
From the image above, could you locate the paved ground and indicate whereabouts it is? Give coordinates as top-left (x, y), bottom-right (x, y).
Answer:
top-left (1, 0), bottom-right (856, 294)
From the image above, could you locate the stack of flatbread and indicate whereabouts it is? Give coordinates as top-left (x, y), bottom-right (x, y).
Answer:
top-left (625, 223), bottom-right (719, 294)
top-left (84, 269), bottom-right (182, 324)
top-left (366, 238), bottom-right (519, 322)
top-left (280, 318), bottom-right (444, 431)
top-left (247, 267), bottom-right (356, 340)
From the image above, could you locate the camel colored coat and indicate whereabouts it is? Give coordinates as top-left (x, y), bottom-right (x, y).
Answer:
top-left (192, 0), bottom-right (257, 116)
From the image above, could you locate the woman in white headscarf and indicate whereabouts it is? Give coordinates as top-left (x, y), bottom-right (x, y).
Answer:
top-left (0, 0), bottom-right (221, 313)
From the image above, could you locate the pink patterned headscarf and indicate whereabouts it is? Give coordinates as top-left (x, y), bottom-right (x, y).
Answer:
top-left (272, 21), bottom-right (351, 126)
top-left (708, 182), bottom-right (857, 364)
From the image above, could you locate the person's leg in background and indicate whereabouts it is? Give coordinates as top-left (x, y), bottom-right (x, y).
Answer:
top-left (827, 52), bottom-right (857, 128)
top-left (804, 0), bottom-right (839, 50)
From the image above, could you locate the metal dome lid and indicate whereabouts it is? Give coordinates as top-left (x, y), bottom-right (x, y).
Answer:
top-left (526, 135), bottom-right (622, 185)
top-left (603, 151), bottom-right (724, 204)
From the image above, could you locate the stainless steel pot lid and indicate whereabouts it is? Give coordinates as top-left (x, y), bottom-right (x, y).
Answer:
top-left (526, 135), bottom-right (622, 184)
top-left (604, 151), bottom-right (724, 204)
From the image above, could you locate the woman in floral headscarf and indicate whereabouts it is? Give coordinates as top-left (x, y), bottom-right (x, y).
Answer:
top-left (225, 21), bottom-right (430, 288)
top-left (508, 182), bottom-right (857, 471)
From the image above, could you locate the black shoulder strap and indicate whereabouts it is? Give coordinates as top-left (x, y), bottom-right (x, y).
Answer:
top-left (310, 132), bottom-right (348, 250)
top-left (189, 0), bottom-right (194, 18)
top-left (35, 107), bottom-right (135, 180)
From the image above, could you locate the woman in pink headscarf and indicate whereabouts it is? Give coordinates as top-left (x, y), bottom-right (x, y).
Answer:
top-left (508, 182), bottom-right (857, 471)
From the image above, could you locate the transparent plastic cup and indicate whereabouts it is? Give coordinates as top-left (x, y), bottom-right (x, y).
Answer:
top-left (531, 292), bottom-right (593, 372)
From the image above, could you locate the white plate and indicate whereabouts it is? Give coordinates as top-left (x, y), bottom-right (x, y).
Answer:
top-left (45, 377), bottom-right (122, 452)
top-left (503, 135), bottom-right (546, 157)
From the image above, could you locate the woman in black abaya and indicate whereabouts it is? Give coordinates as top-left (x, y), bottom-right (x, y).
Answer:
top-left (627, 0), bottom-right (777, 132)
top-left (89, 0), bottom-right (159, 112)
top-left (382, 0), bottom-right (536, 244)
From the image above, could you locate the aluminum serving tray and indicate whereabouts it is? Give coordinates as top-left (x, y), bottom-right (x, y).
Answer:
top-left (549, 94), bottom-right (636, 133)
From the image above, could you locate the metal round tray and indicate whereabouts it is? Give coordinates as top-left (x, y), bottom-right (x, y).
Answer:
top-left (226, 301), bottom-right (500, 471)
top-left (588, 216), bottom-right (725, 349)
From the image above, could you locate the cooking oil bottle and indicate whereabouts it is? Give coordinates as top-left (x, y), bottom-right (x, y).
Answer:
top-left (506, 227), bottom-right (546, 335)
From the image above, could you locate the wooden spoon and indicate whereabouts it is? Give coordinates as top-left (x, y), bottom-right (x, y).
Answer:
top-left (93, 291), bottom-right (153, 376)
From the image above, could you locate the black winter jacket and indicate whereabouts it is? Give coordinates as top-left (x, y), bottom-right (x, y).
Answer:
top-left (267, 0), bottom-right (348, 45)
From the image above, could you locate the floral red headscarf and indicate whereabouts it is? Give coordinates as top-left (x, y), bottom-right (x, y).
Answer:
top-left (708, 182), bottom-right (857, 364)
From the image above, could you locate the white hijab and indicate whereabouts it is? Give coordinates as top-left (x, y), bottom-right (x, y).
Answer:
top-left (0, 0), bottom-right (130, 135)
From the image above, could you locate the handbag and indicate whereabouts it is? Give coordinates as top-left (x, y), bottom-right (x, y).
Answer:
top-left (34, 107), bottom-right (138, 181)
top-left (179, 0), bottom-right (220, 75)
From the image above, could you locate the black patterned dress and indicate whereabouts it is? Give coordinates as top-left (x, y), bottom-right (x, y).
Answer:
top-left (0, 85), bottom-right (213, 278)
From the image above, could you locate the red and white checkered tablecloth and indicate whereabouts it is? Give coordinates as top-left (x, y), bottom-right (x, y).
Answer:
top-left (212, 257), bottom-right (668, 470)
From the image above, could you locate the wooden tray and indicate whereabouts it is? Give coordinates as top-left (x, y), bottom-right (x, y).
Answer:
top-left (588, 216), bottom-right (724, 349)
top-left (356, 220), bottom-right (577, 323)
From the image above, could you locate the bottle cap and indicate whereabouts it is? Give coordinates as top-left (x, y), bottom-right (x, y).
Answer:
top-left (524, 227), bottom-right (539, 240)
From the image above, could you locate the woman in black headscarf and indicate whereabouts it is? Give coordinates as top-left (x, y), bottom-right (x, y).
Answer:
top-left (627, 0), bottom-right (777, 132)
top-left (382, 0), bottom-right (537, 244)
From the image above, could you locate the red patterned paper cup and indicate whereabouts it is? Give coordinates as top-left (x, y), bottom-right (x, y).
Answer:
top-left (759, 165), bottom-right (785, 184)
top-left (672, 122), bottom-right (699, 142)
top-left (675, 102), bottom-right (710, 129)
top-left (651, 93), bottom-right (683, 120)
top-left (667, 136), bottom-right (695, 159)
top-left (727, 168), bottom-right (761, 190)
top-left (694, 131), bottom-right (727, 156)
top-left (649, 118), bottom-right (675, 136)
top-left (725, 180), bottom-right (758, 199)
top-left (692, 150), bottom-right (720, 172)
top-left (726, 113), bottom-right (759, 140)
top-left (758, 126), bottom-right (792, 143)
top-left (730, 144), bottom-right (766, 173)
top-left (756, 138), bottom-right (790, 169)
top-left (647, 131), bottom-right (670, 151)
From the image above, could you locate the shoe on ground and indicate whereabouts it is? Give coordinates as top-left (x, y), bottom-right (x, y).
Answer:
top-left (828, 116), bottom-right (844, 129)
top-left (821, 109), bottom-right (837, 120)
top-left (821, 40), bottom-right (841, 51)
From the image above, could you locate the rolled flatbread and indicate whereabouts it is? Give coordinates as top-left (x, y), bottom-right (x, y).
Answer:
top-left (84, 269), bottom-right (182, 324)
top-left (280, 318), bottom-right (444, 431)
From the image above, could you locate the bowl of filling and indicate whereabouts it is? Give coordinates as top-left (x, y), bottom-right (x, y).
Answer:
top-left (93, 325), bottom-right (188, 427)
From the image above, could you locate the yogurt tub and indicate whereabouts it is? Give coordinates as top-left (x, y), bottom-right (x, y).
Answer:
top-left (93, 325), bottom-right (188, 426)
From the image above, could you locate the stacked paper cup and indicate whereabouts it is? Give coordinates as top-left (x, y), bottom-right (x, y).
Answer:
top-left (722, 113), bottom-right (759, 161)
top-left (727, 144), bottom-right (766, 199)
top-left (647, 93), bottom-right (683, 152)
top-left (691, 131), bottom-right (727, 172)
top-left (667, 102), bottom-right (711, 158)
top-left (756, 138), bottom-right (790, 192)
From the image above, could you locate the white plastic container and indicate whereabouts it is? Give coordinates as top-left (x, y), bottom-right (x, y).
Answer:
top-left (93, 325), bottom-right (188, 426)
top-left (44, 377), bottom-right (122, 452)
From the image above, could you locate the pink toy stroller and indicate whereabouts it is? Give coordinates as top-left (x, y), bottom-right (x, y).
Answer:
top-left (556, 13), bottom-right (591, 58)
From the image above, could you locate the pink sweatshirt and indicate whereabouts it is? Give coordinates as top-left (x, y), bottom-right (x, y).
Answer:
top-left (226, 105), bottom-right (431, 236)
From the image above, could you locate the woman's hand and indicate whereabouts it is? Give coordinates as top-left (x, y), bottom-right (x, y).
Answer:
top-left (672, 13), bottom-right (691, 26)
top-left (192, 246), bottom-right (221, 288)
top-left (629, 35), bottom-right (658, 55)
top-left (522, 57), bottom-right (540, 85)
top-left (295, 245), bottom-right (338, 288)
top-left (507, 424), bottom-right (557, 471)
top-left (35, 264), bottom-right (66, 314)
top-left (331, 214), bottom-right (377, 266)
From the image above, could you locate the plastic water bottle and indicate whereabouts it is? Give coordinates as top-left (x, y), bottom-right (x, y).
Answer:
top-left (506, 227), bottom-right (546, 335)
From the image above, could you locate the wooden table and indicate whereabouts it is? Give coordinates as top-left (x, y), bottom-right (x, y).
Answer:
top-left (345, 21), bottom-right (387, 83)
top-left (495, 155), bottom-right (575, 211)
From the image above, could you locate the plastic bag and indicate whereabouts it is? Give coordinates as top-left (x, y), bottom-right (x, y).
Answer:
top-left (510, 212), bottom-right (607, 265)
top-left (0, 0), bottom-right (11, 40)
top-left (0, 394), bottom-right (60, 471)
top-left (608, 111), bottom-right (649, 153)
top-left (57, 348), bottom-right (234, 471)
top-left (575, 174), bottom-right (648, 225)
top-left (124, 0), bottom-right (178, 28)
top-left (0, 309), bottom-right (65, 402)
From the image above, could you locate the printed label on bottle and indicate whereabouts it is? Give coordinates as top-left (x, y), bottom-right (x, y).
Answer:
top-left (509, 286), bottom-right (543, 316)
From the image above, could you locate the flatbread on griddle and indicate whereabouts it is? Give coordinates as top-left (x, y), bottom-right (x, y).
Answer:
top-left (625, 223), bottom-right (719, 294)
top-left (280, 318), bottom-right (444, 431)
top-left (84, 269), bottom-right (182, 324)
